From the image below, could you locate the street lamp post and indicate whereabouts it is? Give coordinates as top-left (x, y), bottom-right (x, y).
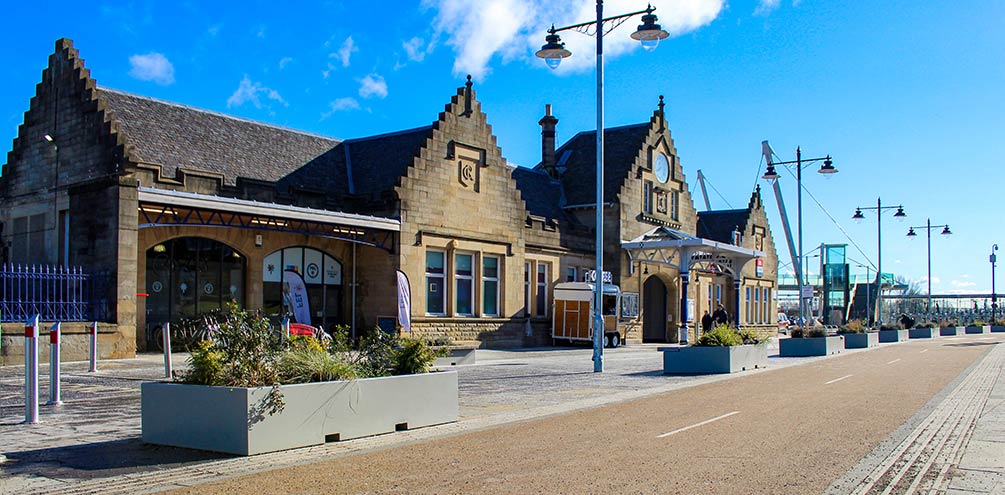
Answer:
top-left (762, 147), bottom-right (836, 328)
top-left (906, 219), bottom-right (952, 317)
top-left (852, 199), bottom-right (906, 325)
top-left (537, 1), bottom-right (669, 373)
top-left (992, 244), bottom-right (999, 321)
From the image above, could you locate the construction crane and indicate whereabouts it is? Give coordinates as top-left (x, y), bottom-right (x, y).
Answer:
top-left (695, 169), bottom-right (711, 211)
top-left (762, 141), bottom-right (803, 303)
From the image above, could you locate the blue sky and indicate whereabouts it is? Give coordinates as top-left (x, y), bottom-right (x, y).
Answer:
top-left (2, 0), bottom-right (1003, 296)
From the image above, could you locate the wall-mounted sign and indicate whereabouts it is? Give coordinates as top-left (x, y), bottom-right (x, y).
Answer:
top-left (756, 258), bottom-right (764, 277)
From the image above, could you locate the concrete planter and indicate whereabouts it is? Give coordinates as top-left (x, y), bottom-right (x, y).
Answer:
top-left (991, 326), bottom-right (1005, 333)
top-left (909, 328), bottom-right (938, 339)
top-left (142, 371), bottom-right (459, 456)
top-left (660, 345), bottom-right (768, 374)
top-left (842, 332), bottom-right (879, 349)
top-left (779, 336), bottom-right (844, 357)
top-left (878, 329), bottom-right (910, 343)
top-left (432, 346), bottom-right (477, 367)
top-left (965, 326), bottom-right (988, 334)
top-left (940, 326), bottom-right (960, 336)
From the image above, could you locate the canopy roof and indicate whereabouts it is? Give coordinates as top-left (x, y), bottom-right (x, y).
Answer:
top-left (620, 226), bottom-right (764, 276)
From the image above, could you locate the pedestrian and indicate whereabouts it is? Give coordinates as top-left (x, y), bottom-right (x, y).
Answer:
top-left (899, 313), bottom-right (915, 329)
top-left (713, 304), bottom-right (729, 326)
top-left (701, 310), bottom-right (713, 332)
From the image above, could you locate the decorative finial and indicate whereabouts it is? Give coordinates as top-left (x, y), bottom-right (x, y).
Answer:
top-left (658, 95), bottom-right (666, 131)
top-left (462, 74), bottom-right (473, 117)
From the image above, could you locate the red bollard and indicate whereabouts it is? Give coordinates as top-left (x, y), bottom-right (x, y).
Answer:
top-left (47, 322), bottom-right (62, 406)
top-left (24, 315), bottom-right (39, 424)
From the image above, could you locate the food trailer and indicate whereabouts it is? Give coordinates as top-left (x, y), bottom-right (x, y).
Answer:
top-left (552, 282), bottom-right (625, 347)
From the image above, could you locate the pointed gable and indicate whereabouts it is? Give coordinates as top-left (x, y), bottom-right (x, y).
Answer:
top-left (549, 123), bottom-right (650, 206)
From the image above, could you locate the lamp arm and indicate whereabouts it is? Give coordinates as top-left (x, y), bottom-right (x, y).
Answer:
top-left (550, 6), bottom-right (655, 35)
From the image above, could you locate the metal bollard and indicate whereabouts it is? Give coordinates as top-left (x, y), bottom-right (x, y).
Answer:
top-left (88, 321), bottom-right (98, 372)
top-left (282, 316), bottom-right (291, 340)
top-left (24, 315), bottom-right (39, 424)
top-left (162, 322), bottom-right (172, 378)
top-left (47, 322), bottom-right (62, 406)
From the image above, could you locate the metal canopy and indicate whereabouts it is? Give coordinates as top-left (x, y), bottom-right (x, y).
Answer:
top-left (137, 187), bottom-right (399, 253)
top-left (621, 226), bottom-right (764, 276)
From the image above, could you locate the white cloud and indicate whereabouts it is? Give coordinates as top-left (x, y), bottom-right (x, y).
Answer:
top-left (226, 75), bottom-right (287, 109)
top-left (331, 36), bottom-right (357, 68)
top-left (322, 62), bottom-right (336, 80)
top-left (321, 97), bottom-right (361, 120)
top-left (753, 0), bottom-right (780, 16)
top-left (279, 57), bottom-right (293, 70)
top-left (207, 25), bottom-right (221, 37)
top-left (951, 280), bottom-right (977, 288)
top-left (358, 74), bottom-right (388, 99)
top-left (128, 52), bottom-right (175, 85)
top-left (422, 0), bottom-right (723, 80)
top-left (895, 259), bottom-right (902, 264)
top-left (403, 37), bottom-right (430, 62)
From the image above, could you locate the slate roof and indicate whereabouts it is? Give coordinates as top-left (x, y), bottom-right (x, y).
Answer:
top-left (276, 126), bottom-right (432, 196)
top-left (541, 123), bottom-right (651, 206)
top-left (98, 88), bottom-right (340, 184)
top-left (696, 209), bottom-right (750, 243)
top-left (511, 166), bottom-right (567, 222)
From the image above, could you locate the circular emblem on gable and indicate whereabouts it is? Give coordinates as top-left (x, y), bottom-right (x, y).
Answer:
top-left (151, 281), bottom-right (163, 293)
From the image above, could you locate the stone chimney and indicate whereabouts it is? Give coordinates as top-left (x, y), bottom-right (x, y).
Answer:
top-left (539, 104), bottom-right (559, 179)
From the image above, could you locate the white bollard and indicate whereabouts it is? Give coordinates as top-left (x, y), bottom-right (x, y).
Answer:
top-left (162, 322), bottom-right (172, 378)
top-left (47, 322), bottom-right (62, 406)
top-left (282, 316), bottom-right (291, 340)
top-left (24, 315), bottom-right (39, 424)
top-left (88, 321), bottom-right (98, 372)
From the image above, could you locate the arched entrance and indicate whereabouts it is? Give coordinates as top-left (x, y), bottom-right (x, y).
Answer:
top-left (643, 276), bottom-right (669, 343)
top-left (144, 237), bottom-right (246, 340)
top-left (262, 246), bottom-right (343, 328)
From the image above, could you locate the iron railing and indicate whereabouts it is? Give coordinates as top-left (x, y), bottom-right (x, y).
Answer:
top-left (0, 264), bottom-right (110, 322)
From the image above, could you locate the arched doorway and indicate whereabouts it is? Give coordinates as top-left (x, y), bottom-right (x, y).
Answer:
top-left (643, 276), bottom-right (669, 343)
top-left (145, 237), bottom-right (246, 341)
top-left (262, 246), bottom-right (343, 328)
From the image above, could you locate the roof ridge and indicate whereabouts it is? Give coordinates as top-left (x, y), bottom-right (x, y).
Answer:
top-left (98, 86), bottom-right (341, 143)
top-left (342, 124), bottom-right (433, 143)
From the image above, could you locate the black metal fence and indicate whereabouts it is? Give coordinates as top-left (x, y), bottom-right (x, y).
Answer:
top-left (0, 264), bottom-right (111, 322)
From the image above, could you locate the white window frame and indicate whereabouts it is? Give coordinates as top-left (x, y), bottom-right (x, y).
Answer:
top-left (745, 287), bottom-right (751, 324)
top-left (482, 255), bottom-right (500, 317)
top-left (454, 252), bottom-right (474, 317)
top-left (535, 262), bottom-right (549, 317)
top-left (425, 249), bottom-right (447, 316)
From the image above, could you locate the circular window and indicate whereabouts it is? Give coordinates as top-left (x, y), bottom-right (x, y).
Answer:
top-left (654, 153), bottom-right (670, 183)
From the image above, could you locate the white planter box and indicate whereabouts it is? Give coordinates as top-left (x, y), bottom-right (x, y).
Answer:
top-left (843, 332), bottom-right (879, 349)
top-left (879, 329), bottom-right (909, 343)
top-left (142, 371), bottom-right (459, 455)
top-left (940, 326), bottom-right (960, 336)
top-left (909, 328), bottom-right (938, 339)
top-left (433, 346), bottom-right (477, 367)
top-left (660, 345), bottom-right (768, 374)
top-left (779, 336), bottom-right (844, 357)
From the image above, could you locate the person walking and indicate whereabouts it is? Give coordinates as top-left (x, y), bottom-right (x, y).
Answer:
top-left (701, 310), bottom-right (713, 332)
top-left (713, 304), bottom-right (729, 326)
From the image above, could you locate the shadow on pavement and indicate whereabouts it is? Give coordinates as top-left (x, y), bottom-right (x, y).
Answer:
top-left (1, 438), bottom-right (231, 479)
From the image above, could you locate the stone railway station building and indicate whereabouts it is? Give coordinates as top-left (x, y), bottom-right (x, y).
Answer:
top-left (0, 39), bottom-right (778, 358)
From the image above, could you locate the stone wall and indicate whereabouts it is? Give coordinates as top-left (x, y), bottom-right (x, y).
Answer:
top-left (0, 322), bottom-right (129, 366)
top-left (409, 318), bottom-right (551, 348)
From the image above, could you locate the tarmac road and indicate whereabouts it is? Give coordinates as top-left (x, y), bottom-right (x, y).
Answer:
top-left (170, 336), bottom-right (1003, 495)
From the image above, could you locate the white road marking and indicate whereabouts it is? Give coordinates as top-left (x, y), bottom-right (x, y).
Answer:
top-left (657, 411), bottom-right (740, 438)
top-left (887, 358), bottom-right (902, 365)
top-left (920, 349), bottom-right (929, 354)
top-left (825, 374), bottom-right (853, 385)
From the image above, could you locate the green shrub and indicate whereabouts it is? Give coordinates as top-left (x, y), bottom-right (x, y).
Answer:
top-left (789, 327), bottom-right (805, 338)
top-left (280, 345), bottom-right (357, 383)
top-left (737, 327), bottom-right (771, 345)
top-left (879, 324), bottom-right (902, 331)
top-left (806, 327), bottom-right (828, 338)
top-left (393, 338), bottom-right (449, 375)
top-left (837, 319), bottom-right (865, 334)
top-left (182, 340), bottom-right (225, 386)
top-left (695, 324), bottom-right (742, 347)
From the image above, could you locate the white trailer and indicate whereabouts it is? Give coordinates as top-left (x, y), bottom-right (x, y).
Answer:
top-left (551, 282), bottom-right (625, 347)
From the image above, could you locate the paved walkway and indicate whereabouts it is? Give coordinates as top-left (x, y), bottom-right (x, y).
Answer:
top-left (0, 335), bottom-right (1003, 494)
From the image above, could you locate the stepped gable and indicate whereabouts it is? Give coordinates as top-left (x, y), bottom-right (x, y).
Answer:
top-left (97, 88), bottom-right (340, 185)
top-left (546, 123), bottom-right (650, 207)
top-left (511, 166), bottom-right (568, 223)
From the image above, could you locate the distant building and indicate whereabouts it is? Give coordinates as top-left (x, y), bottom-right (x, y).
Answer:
top-left (1, 39), bottom-right (778, 355)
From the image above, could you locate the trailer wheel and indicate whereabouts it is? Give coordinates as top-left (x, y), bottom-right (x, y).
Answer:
top-left (603, 334), bottom-right (612, 348)
top-left (610, 333), bottom-right (621, 348)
